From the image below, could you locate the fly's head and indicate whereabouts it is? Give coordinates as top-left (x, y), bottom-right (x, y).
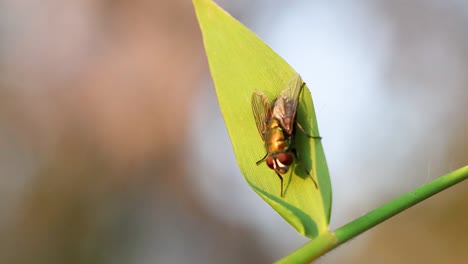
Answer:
top-left (266, 152), bottom-right (294, 174)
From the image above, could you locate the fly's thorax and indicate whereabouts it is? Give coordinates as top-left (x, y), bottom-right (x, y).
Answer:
top-left (266, 152), bottom-right (294, 174)
top-left (265, 119), bottom-right (290, 153)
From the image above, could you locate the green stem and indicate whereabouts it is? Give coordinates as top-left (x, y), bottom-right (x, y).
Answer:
top-left (277, 165), bottom-right (468, 263)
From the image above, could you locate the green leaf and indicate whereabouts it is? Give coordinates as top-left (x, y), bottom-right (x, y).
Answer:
top-left (193, 0), bottom-right (332, 238)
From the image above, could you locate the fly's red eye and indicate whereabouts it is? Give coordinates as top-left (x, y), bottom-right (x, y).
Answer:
top-left (266, 156), bottom-right (275, 169)
top-left (277, 153), bottom-right (293, 166)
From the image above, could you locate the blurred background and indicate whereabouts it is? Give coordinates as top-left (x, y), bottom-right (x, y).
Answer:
top-left (0, 0), bottom-right (467, 263)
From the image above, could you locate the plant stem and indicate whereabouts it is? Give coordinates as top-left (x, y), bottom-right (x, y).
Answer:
top-left (276, 231), bottom-right (337, 264)
top-left (276, 165), bottom-right (468, 263)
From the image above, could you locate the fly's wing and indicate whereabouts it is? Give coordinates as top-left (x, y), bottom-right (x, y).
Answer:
top-left (272, 74), bottom-right (304, 135)
top-left (251, 90), bottom-right (272, 140)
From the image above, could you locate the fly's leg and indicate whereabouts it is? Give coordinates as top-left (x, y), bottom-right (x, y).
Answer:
top-left (296, 121), bottom-right (322, 140)
top-left (256, 153), bottom-right (268, 165)
top-left (292, 148), bottom-right (318, 189)
top-left (297, 81), bottom-right (322, 140)
top-left (300, 81), bottom-right (306, 91)
top-left (275, 171), bottom-right (284, 197)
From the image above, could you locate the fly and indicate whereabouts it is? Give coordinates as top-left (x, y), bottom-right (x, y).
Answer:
top-left (251, 74), bottom-right (321, 197)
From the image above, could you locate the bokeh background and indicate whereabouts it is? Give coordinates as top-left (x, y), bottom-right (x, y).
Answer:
top-left (0, 0), bottom-right (467, 263)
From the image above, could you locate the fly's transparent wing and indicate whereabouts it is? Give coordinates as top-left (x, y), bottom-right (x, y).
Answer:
top-left (251, 90), bottom-right (272, 140)
top-left (272, 74), bottom-right (304, 135)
